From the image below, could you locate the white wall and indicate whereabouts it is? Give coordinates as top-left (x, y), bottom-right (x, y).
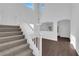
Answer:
top-left (71, 4), bottom-right (79, 55)
top-left (40, 3), bottom-right (72, 40)
top-left (40, 3), bottom-right (72, 22)
top-left (0, 3), bottom-right (37, 25)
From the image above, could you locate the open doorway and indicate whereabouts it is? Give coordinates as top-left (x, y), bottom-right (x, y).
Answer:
top-left (57, 20), bottom-right (71, 42)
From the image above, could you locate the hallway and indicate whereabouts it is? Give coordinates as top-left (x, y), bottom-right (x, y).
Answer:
top-left (42, 38), bottom-right (78, 56)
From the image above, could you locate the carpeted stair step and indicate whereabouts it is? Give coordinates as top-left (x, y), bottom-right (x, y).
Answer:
top-left (0, 39), bottom-right (27, 51)
top-left (15, 49), bottom-right (33, 56)
top-left (0, 25), bottom-right (33, 56)
top-left (0, 35), bottom-right (24, 44)
top-left (0, 31), bottom-right (23, 37)
top-left (0, 28), bottom-right (21, 32)
top-left (0, 44), bottom-right (29, 56)
top-left (0, 25), bottom-right (19, 28)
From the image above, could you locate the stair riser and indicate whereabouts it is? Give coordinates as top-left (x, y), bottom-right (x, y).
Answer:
top-left (0, 35), bottom-right (24, 43)
top-left (0, 40), bottom-right (27, 51)
top-left (0, 32), bottom-right (23, 37)
top-left (4, 45), bottom-right (29, 56)
top-left (0, 28), bottom-right (21, 32)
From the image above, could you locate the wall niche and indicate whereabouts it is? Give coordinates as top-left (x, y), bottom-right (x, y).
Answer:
top-left (40, 22), bottom-right (53, 31)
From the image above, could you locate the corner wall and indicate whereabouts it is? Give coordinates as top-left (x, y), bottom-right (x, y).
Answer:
top-left (71, 4), bottom-right (79, 55)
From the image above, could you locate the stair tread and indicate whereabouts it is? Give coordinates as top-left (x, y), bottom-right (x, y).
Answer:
top-left (0, 35), bottom-right (24, 39)
top-left (0, 28), bottom-right (20, 29)
top-left (15, 48), bottom-right (33, 56)
top-left (0, 43), bottom-right (29, 56)
top-left (0, 39), bottom-right (26, 47)
top-left (0, 34), bottom-right (24, 44)
top-left (0, 39), bottom-right (27, 51)
top-left (0, 31), bottom-right (22, 33)
top-left (0, 28), bottom-right (21, 32)
top-left (0, 31), bottom-right (22, 37)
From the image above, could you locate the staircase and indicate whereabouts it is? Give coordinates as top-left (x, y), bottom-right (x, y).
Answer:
top-left (0, 25), bottom-right (33, 56)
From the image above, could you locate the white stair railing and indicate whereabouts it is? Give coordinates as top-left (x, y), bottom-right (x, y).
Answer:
top-left (20, 23), bottom-right (40, 56)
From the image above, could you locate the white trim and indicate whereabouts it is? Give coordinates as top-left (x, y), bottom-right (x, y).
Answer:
top-left (70, 34), bottom-right (79, 55)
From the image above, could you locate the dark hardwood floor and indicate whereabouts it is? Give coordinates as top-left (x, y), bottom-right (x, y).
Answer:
top-left (42, 38), bottom-right (78, 56)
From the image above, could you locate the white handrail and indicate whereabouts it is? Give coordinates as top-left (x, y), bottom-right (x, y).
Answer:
top-left (28, 24), bottom-right (34, 31)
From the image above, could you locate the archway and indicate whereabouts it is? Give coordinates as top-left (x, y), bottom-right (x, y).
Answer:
top-left (57, 20), bottom-right (71, 42)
